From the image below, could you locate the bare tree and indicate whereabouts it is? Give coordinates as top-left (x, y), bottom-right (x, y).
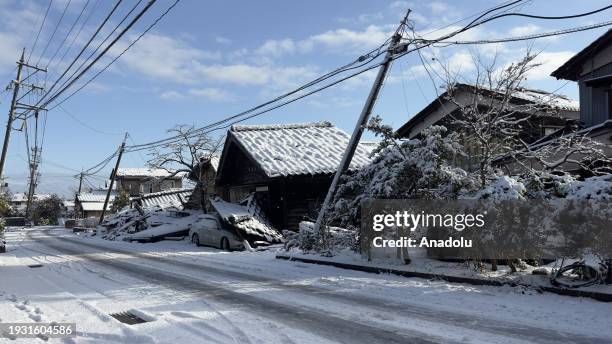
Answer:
top-left (146, 124), bottom-right (224, 181)
top-left (437, 49), bottom-right (561, 187)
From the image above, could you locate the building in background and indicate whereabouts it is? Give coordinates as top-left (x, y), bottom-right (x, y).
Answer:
top-left (115, 168), bottom-right (187, 197)
top-left (75, 189), bottom-right (116, 219)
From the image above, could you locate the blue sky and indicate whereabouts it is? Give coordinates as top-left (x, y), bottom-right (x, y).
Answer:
top-left (0, 0), bottom-right (611, 196)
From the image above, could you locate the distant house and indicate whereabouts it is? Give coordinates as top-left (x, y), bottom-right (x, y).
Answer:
top-left (115, 168), bottom-right (187, 197)
top-left (9, 193), bottom-right (50, 215)
top-left (75, 190), bottom-right (116, 219)
top-left (395, 83), bottom-right (580, 170)
top-left (215, 122), bottom-right (374, 230)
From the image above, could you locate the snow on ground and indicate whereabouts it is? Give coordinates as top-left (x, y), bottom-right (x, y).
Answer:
top-left (284, 247), bottom-right (612, 294)
top-left (1, 226), bottom-right (612, 343)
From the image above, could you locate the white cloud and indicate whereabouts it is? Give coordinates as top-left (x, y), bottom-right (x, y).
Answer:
top-left (119, 33), bottom-right (221, 84)
top-left (429, 2), bottom-right (451, 14)
top-left (308, 25), bottom-right (391, 51)
top-left (188, 87), bottom-right (234, 102)
top-left (215, 36), bottom-right (232, 44)
top-left (389, 1), bottom-right (409, 11)
top-left (526, 51), bottom-right (575, 81)
top-left (159, 90), bottom-right (184, 100)
top-left (509, 24), bottom-right (541, 37)
top-left (255, 38), bottom-right (297, 57)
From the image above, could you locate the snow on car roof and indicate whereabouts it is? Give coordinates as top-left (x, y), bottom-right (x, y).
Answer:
top-left (230, 121), bottom-right (375, 178)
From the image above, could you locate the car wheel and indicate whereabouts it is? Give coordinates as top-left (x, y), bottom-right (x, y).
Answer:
top-left (220, 237), bottom-right (230, 251)
top-left (192, 233), bottom-right (200, 247)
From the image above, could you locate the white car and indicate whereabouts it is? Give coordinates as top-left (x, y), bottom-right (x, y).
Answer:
top-left (189, 214), bottom-right (244, 251)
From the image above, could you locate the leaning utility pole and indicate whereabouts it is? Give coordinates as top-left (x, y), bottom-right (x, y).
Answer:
top-left (99, 133), bottom-right (128, 224)
top-left (0, 49), bottom-right (46, 181)
top-left (0, 50), bottom-right (25, 181)
top-left (313, 10), bottom-right (411, 248)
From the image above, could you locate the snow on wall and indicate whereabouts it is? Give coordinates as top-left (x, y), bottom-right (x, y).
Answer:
top-left (230, 121), bottom-right (375, 178)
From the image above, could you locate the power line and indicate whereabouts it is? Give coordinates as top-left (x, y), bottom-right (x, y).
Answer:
top-left (429, 20), bottom-right (612, 45)
top-left (22, 0), bottom-right (124, 120)
top-left (54, 0), bottom-right (102, 75)
top-left (36, 0), bottom-right (73, 66)
top-left (39, 0), bottom-right (158, 110)
top-left (45, 0), bottom-right (91, 69)
top-left (58, 104), bottom-right (123, 136)
top-left (47, 0), bottom-right (146, 108)
top-left (27, 0), bottom-right (54, 63)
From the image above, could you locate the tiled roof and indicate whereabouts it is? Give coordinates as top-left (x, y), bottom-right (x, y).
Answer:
top-left (229, 122), bottom-right (375, 178)
top-left (76, 191), bottom-right (116, 203)
top-left (137, 188), bottom-right (193, 209)
top-left (116, 168), bottom-right (187, 178)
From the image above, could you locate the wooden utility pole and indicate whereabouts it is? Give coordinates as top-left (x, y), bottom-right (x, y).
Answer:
top-left (99, 133), bottom-right (128, 224)
top-left (0, 49), bottom-right (46, 181)
top-left (0, 50), bottom-right (25, 181)
top-left (77, 172), bottom-right (84, 194)
top-left (25, 112), bottom-right (41, 218)
top-left (313, 10), bottom-right (410, 247)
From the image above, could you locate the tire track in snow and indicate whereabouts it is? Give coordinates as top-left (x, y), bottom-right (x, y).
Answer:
top-left (33, 229), bottom-right (448, 344)
top-left (45, 230), bottom-right (607, 344)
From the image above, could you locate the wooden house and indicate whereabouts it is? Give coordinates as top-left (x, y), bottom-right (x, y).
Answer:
top-left (550, 28), bottom-right (612, 147)
top-left (395, 83), bottom-right (580, 171)
top-left (495, 29), bottom-right (612, 174)
top-left (115, 168), bottom-right (186, 197)
top-left (215, 122), bottom-right (374, 230)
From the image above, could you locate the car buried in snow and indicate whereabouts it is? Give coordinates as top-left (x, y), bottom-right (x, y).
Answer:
top-left (189, 214), bottom-right (245, 251)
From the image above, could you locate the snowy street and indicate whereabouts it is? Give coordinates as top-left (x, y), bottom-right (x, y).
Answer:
top-left (0, 227), bottom-right (610, 344)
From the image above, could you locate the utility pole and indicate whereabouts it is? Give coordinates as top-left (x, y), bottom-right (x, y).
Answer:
top-left (77, 172), bottom-right (84, 194)
top-left (0, 49), bottom-right (46, 181)
top-left (0, 50), bottom-right (25, 181)
top-left (99, 133), bottom-right (128, 224)
top-left (25, 111), bottom-right (42, 218)
top-left (313, 10), bottom-right (410, 248)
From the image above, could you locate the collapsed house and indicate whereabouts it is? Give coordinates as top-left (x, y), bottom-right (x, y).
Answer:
top-left (215, 122), bottom-right (375, 230)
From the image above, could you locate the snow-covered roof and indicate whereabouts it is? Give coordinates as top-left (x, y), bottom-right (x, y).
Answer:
top-left (116, 168), bottom-right (187, 179)
top-left (228, 122), bottom-right (375, 178)
top-left (10, 193), bottom-right (50, 202)
top-left (510, 87), bottom-right (579, 112)
top-left (76, 192), bottom-right (116, 203)
top-left (137, 188), bottom-right (193, 209)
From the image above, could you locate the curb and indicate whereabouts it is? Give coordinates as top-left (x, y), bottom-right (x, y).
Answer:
top-left (276, 254), bottom-right (612, 302)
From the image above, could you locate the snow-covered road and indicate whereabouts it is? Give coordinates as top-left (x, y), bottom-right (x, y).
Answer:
top-left (1, 227), bottom-right (611, 344)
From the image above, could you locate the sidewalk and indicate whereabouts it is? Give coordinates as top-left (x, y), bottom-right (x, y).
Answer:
top-left (276, 253), bottom-right (612, 302)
